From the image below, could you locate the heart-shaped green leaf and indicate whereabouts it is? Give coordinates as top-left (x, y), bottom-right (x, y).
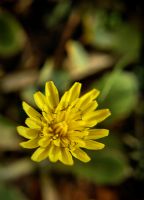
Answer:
top-left (0, 10), bottom-right (26, 57)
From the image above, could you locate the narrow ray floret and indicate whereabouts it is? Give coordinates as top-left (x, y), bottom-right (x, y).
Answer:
top-left (17, 81), bottom-right (111, 165)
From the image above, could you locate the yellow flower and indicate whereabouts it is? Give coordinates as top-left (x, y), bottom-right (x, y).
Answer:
top-left (17, 81), bottom-right (111, 165)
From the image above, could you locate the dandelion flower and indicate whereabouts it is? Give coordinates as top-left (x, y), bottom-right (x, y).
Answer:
top-left (17, 81), bottom-right (111, 165)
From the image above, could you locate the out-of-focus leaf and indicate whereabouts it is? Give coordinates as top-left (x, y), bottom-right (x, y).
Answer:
top-left (38, 59), bottom-right (54, 85)
top-left (94, 71), bottom-right (139, 124)
top-left (0, 115), bottom-right (19, 150)
top-left (134, 65), bottom-right (144, 92)
top-left (51, 69), bottom-right (72, 93)
top-left (83, 10), bottom-right (118, 49)
top-left (39, 58), bottom-right (72, 93)
top-left (70, 133), bottom-right (131, 185)
top-left (44, 0), bottom-right (71, 28)
top-left (83, 10), bottom-right (141, 62)
top-left (114, 24), bottom-right (141, 61)
top-left (100, 134), bottom-right (124, 151)
top-left (73, 150), bottom-right (131, 185)
top-left (66, 40), bottom-right (89, 70)
top-left (0, 10), bottom-right (26, 57)
top-left (123, 134), bottom-right (140, 149)
top-left (20, 85), bottom-right (36, 106)
top-left (0, 184), bottom-right (28, 200)
top-left (65, 40), bottom-right (114, 79)
top-left (0, 159), bottom-right (35, 181)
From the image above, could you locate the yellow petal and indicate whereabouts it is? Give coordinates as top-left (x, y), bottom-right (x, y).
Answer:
top-left (85, 129), bottom-right (109, 140)
top-left (20, 138), bottom-right (39, 149)
top-left (69, 136), bottom-right (86, 146)
top-left (38, 137), bottom-right (51, 147)
top-left (45, 81), bottom-right (59, 109)
top-left (43, 127), bottom-right (53, 136)
top-left (49, 145), bottom-right (60, 162)
top-left (83, 140), bottom-right (105, 150)
top-left (25, 118), bottom-right (41, 130)
top-left (34, 91), bottom-right (50, 112)
top-left (65, 106), bottom-right (81, 122)
top-left (55, 91), bottom-right (68, 112)
top-left (66, 82), bottom-right (81, 104)
top-left (83, 109), bottom-right (111, 126)
top-left (59, 148), bottom-right (73, 165)
top-left (17, 126), bottom-right (39, 139)
top-left (55, 110), bottom-right (66, 122)
top-left (71, 148), bottom-right (91, 162)
top-left (82, 88), bottom-right (100, 100)
top-left (68, 130), bottom-right (88, 138)
top-left (81, 101), bottom-right (98, 114)
top-left (22, 101), bottom-right (41, 119)
top-left (56, 82), bottom-right (81, 112)
top-left (68, 120), bottom-right (85, 131)
top-left (60, 138), bottom-right (69, 147)
top-left (76, 89), bottom-right (100, 110)
top-left (53, 138), bottom-right (61, 146)
top-left (42, 112), bottom-right (53, 124)
top-left (31, 147), bottom-right (48, 162)
top-left (67, 98), bottom-right (79, 111)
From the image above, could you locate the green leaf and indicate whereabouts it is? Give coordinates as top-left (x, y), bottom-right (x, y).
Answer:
top-left (95, 71), bottom-right (139, 124)
top-left (100, 134), bottom-right (124, 151)
top-left (0, 10), bottom-right (26, 57)
top-left (83, 10), bottom-right (141, 62)
top-left (44, 0), bottom-right (71, 28)
top-left (71, 132), bottom-right (130, 185)
top-left (38, 59), bottom-right (54, 85)
top-left (65, 40), bottom-right (92, 79)
top-left (113, 24), bottom-right (142, 61)
top-left (0, 184), bottom-right (27, 200)
top-left (51, 69), bottom-right (72, 93)
top-left (83, 10), bottom-right (118, 49)
top-left (66, 40), bottom-right (89, 70)
top-left (38, 58), bottom-right (72, 93)
top-left (73, 150), bottom-right (131, 185)
top-left (20, 85), bottom-right (37, 106)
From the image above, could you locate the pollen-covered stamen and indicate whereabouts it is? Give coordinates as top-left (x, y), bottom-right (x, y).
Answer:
top-left (39, 132), bottom-right (44, 137)
top-left (53, 134), bottom-right (59, 140)
top-left (52, 121), bottom-right (68, 136)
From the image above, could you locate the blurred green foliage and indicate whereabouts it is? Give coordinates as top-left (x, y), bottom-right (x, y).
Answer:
top-left (83, 9), bottom-right (141, 61)
top-left (0, 10), bottom-right (26, 57)
top-left (0, 0), bottom-right (144, 199)
top-left (44, 0), bottom-right (71, 28)
top-left (95, 71), bottom-right (139, 124)
top-left (72, 149), bottom-right (130, 185)
top-left (0, 184), bottom-right (27, 200)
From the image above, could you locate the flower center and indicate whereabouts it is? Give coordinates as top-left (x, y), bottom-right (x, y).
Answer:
top-left (52, 121), bottom-right (68, 136)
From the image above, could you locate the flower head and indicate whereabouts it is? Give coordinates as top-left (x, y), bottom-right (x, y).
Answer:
top-left (17, 81), bottom-right (111, 165)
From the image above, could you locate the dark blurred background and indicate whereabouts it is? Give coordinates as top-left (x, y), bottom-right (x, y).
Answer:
top-left (0, 0), bottom-right (144, 199)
